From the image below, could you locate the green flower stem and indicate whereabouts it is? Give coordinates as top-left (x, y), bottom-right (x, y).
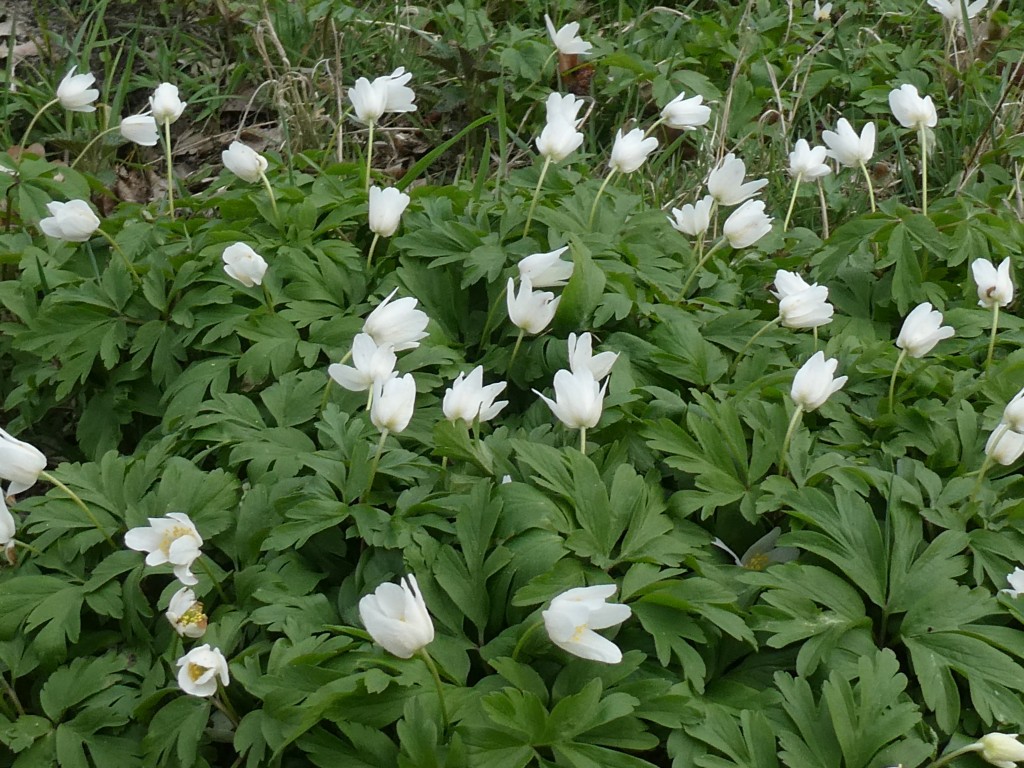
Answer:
top-left (782, 172), bottom-right (803, 232)
top-left (417, 648), bottom-right (450, 733)
top-left (261, 282), bottom-right (276, 314)
top-left (1, 673), bottom-right (25, 717)
top-left (579, 426), bottom-right (587, 454)
top-left (678, 237), bottom-right (726, 300)
top-left (813, 325), bottom-right (819, 351)
top-left (163, 119), bottom-right (176, 220)
top-left (858, 160), bottom-right (876, 214)
top-left (588, 168), bottom-right (616, 227)
top-left (643, 115), bottom-right (665, 138)
top-left (919, 124), bottom-right (928, 216)
top-left (508, 329), bottom-right (525, 369)
top-left (779, 405), bottom-right (804, 475)
top-left (39, 470), bottom-right (116, 548)
top-left (197, 556), bottom-right (229, 602)
top-left (18, 98), bottom-right (59, 152)
top-left (479, 283), bottom-right (510, 350)
top-left (70, 124), bottom-right (120, 169)
top-left (511, 620), bottom-right (544, 661)
top-left (94, 228), bottom-right (141, 284)
top-left (362, 428), bottom-right (389, 502)
top-left (366, 232), bottom-right (381, 271)
top-left (365, 120), bottom-right (375, 193)
top-left (730, 316), bottom-right (782, 374)
top-left (817, 180), bottom-right (830, 239)
top-left (986, 302), bottom-right (1000, 373)
top-left (523, 156), bottom-right (553, 238)
top-left (212, 689), bottom-right (240, 727)
top-left (888, 348), bottom-right (908, 415)
top-left (258, 171), bottom-right (279, 220)
top-left (923, 744), bottom-right (982, 768)
top-left (972, 423), bottom-right (1007, 501)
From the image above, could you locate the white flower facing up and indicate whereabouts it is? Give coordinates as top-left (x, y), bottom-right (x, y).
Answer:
top-left (791, 352), bottom-right (847, 412)
top-left (542, 585), bottom-right (631, 664)
top-left (39, 200), bottom-right (101, 243)
top-left (222, 243), bottom-right (268, 288)
top-left (534, 368), bottom-right (608, 432)
top-left (788, 139), bottom-right (832, 180)
top-left (707, 153), bottom-right (768, 206)
top-left (358, 574), bottom-right (435, 658)
top-left (150, 83), bottom-right (187, 125)
top-left (779, 284), bottom-right (834, 330)
top-left (1002, 568), bottom-right (1024, 599)
top-left (822, 118), bottom-right (876, 168)
top-left (119, 114), bottom-right (159, 146)
top-left (443, 366), bottom-right (508, 424)
top-left (507, 277), bottom-right (560, 335)
top-left (328, 333), bottom-right (397, 393)
top-left (896, 302), bottom-right (955, 358)
top-left (536, 92), bottom-right (586, 163)
top-left (544, 15), bottom-right (592, 56)
top-left (176, 645), bottom-right (229, 697)
top-left (889, 84), bottom-right (938, 130)
top-left (349, 67), bottom-right (416, 125)
top-left (124, 512), bottom-right (204, 586)
top-left (57, 66), bottom-right (99, 112)
top-left (363, 288), bottom-right (429, 351)
top-left (370, 373), bottom-right (416, 434)
top-left (669, 195), bottom-right (714, 238)
top-left (928, 0), bottom-right (987, 23)
top-left (368, 186), bottom-right (411, 238)
top-left (660, 91), bottom-right (711, 131)
top-left (222, 141), bottom-right (268, 183)
top-left (609, 128), bottom-right (659, 174)
top-left (0, 427), bottom-right (47, 496)
top-left (723, 200), bottom-right (772, 249)
top-left (969, 733), bottom-right (1024, 768)
top-left (518, 246), bottom-right (574, 288)
top-left (986, 424), bottom-right (1024, 466)
top-left (814, 0), bottom-right (833, 20)
top-left (568, 332), bottom-right (618, 380)
top-left (973, 258), bottom-right (1014, 308)
top-left (166, 586), bottom-right (207, 639)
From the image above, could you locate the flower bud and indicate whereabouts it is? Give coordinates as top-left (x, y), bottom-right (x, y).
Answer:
top-left (150, 83), bottom-right (187, 125)
top-left (609, 128), bottom-right (658, 174)
top-left (368, 186), bottom-right (411, 238)
top-left (723, 200), bottom-right (772, 249)
top-left (895, 302), bottom-right (954, 358)
top-left (39, 200), bottom-right (101, 243)
top-left (359, 574), bottom-right (434, 658)
top-left (119, 114), bottom-right (159, 146)
top-left (221, 141), bottom-right (268, 183)
top-left (222, 243), bottom-right (268, 287)
top-left (57, 66), bottom-right (99, 112)
top-left (790, 352), bottom-right (847, 412)
top-left (0, 428), bottom-right (46, 496)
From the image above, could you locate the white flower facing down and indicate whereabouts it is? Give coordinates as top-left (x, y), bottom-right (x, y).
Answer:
top-left (970, 733), bottom-right (1024, 768)
top-left (358, 574), bottom-right (434, 658)
top-left (518, 246), bottom-right (574, 288)
top-left (0, 427), bottom-right (47, 496)
top-left (368, 186), bottom-right (411, 238)
top-left (928, 0), bottom-right (987, 23)
top-left (124, 512), bottom-right (204, 586)
top-left (889, 84), bottom-right (938, 130)
top-left (56, 66), bottom-right (99, 112)
top-left (150, 82), bottom-right (187, 125)
top-left (39, 199), bottom-right (100, 243)
top-left (371, 373), bottom-right (416, 434)
top-left (822, 118), bottom-right (876, 167)
top-left (222, 141), bottom-right (268, 183)
top-left (176, 645), bottom-right (229, 697)
top-left (669, 195), bottom-right (714, 238)
top-left (507, 277), bottom-right (560, 335)
top-left (222, 243), bottom-right (268, 288)
top-left (779, 284), bottom-right (834, 329)
top-left (896, 302), bottom-right (954, 358)
top-left (363, 288), bottom-right (429, 351)
top-left (1003, 388), bottom-right (1024, 434)
top-left (443, 366), bottom-right (508, 423)
top-left (973, 258), bottom-right (1014, 308)
top-left (1002, 567), bottom-right (1024, 599)
top-left (791, 352), bottom-right (847, 412)
top-left (349, 67), bottom-right (416, 125)
top-left (119, 114), bottom-right (159, 146)
top-left (544, 14), bottom-right (592, 55)
top-left (534, 368), bottom-right (608, 430)
top-left (536, 92), bottom-right (585, 162)
top-left (568, 332), bottom-right (618, 380)
top-left (609, 128), bottom-right (658, 174)
top-left (542, 585), bottom-right (631, 664)
top-left (987, 424), bottom-right (1024, 466)
top-left (789, 139), bottom-right (832, 180)
top-left (166, 586), bottom-right (207, 639)
top-left (707, 153), bottom-right (768, 206)
top-left (723, 200), bottom-right (772, 249)
top-left (328, 333), bottom-right (397, 393)
top-left (660, 91), bottom-right (712, 131)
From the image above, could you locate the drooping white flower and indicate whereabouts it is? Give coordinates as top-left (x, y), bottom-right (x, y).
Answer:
top-left (1001, 567), bottom-right (1024, 599)
top-left (507, 277), bottom-right (560, 335)
top-left (822, 118), bottom-right (875, 167)
top-left (368, 186), bottom-right (411, 238)
top-left (165, 586), bottom-right (207, 639)
top-left (609, 128), bottom-right (658, 174)
top-left (544, 14), bottom-right (592, 56)
top-left (221, 243), bottom-right (268, 287)
top-left (972, 258), bottom-right (1014, 309)
top-left (896, 302), bottom-right (954, 358)
top-left (363, 288), bottom-right (429, 351)
top-left (534, 368), bottom-right (608, 430)
top-left (791, 352), bottom-right (847, 412)
top-left (328, 333), bottom-right (397, 393)
top-left (0, 427), bottom-right (47, 496)
top-left (986, 424), bottom-right (1024, 466)
top-left (707, 153), bottom-right (768, 206)
top-left (788, 139), bottom-right (832, 180)
top-left (567, 332), bottom-right (618, 380)
top-left (536, 92), bottom-right (586, 163)
top-left (222, 141), bottom-right (268, 183)
top-left (370, 373), bottom-right (416, 434)
top-left (39, 200), bottom-right (101, 243)
top-left (56, 66), bottom-right (99, 112)
top-left (660, 91), bottom-right (711, 131)
top-left (542, 585), bottom-right (631, 664)
top-left (723, 200), bottom-right (772, 249)
top-left (668, 195), bottom-right (714, 237)
top-left (969, 733), bottom-right (1024, 768)
top-left (779, 284), bottom-right (834, 329)
top-left (889, 84), bottom-right (938, 130)
top-left (176, 645), bottom-right (229, 697)
top-left (150, 83), bottom-right (187, 125)
top-left (124, 513), bottom-right (204, 586)
top-left (442, 366), bottom-right (508, 423)
top-left (1003, 388), bottom-right (1024, 434)
top-left (349, 67), bottom-right (416, 125)
top-left (119, 114), bottom-right (159, 146)
top-left (518, 246), bottom-right (574, 288)
top-left (358, 574), bottom-right (434, 658)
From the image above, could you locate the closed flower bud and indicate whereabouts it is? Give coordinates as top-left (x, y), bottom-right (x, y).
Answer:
top-left (349, 67), bottom-right (416, 125)
top-left (507, 277), bottom-right (560, 335)
top-left (791, 352), bottom-right (847, 412)
top-left (896, 302), bottom-right (954, 358)
top-left (536, 92), bottom-right (585, 162)
top-left (542, 585), bottom-right (631, 664)
top-left (609, 128), bottom-right (658, 174)
top-left (707, 153), bottom-right (768, 206)
top-left (56, 66), bottom-right (99, 112)
top-left (1003, 388), bottom-right (1024, 434)
top-left (0, 427), bottom-right (47, 496)
top-left (723, 199), bottom-right (772, 249)
top-left (788, 139), bottom-right (831, 180)
top-left (150, 82), bottom-right (187, 125)
top-left (222, 243), bottom-right (268, 287)
top-left (39, 199), bottom-right (100, 243)
top-left (359, 574), bottom-right (434, 658)
top-left (544, 15), bottom-right (591, 55)
top-left (363, 288), bottom-right (429, 351)
top-left (822, 118), bottom-right (875, 167)
top-left (125, 512), bottom-right (204, 586)
top-left (986, 424), bottom-right (1024, 466)
top-left (176, 645), bottom-right (229, 697)
top-left (567, 332), bottom-right (618, 380)
top-left (660, 91), bottom-right (711, 131)
top-left (889, 84), bottom-right (938, 130)
top-left (779, 285), bottom-right (834, 329)
top-left (971, 733), bottom-right (1024, 768)
top-left (771, 270), bottom-right (813, 300)
top-left (221, 141), bottom-right (268, 183)
top-left (368, 186), bottom-right (411, 238)
top-left (328, 333), bottom-right (397, 393)
top-left (165, 586), bottom-right (207, 639)
top-left (669, 195), bottom-right (714, 237)
top-left (534, 368), bottom-right (607, 430)
top-left (371, 373), bottom-right (416, 434)
top-left (443, 366), bottom-right (508, 423)
top-left (518, 246), bottom-right (573, 288)
top-left (972, 258), bottom-right (1013, 308)
top-left (119, 114), bottom-right (159, 146)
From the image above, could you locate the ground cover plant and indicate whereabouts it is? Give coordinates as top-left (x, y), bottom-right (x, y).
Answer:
top-left (1, 0), bottom-right (1024, 765)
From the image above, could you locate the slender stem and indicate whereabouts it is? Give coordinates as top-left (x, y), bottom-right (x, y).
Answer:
top-left (365, 120), bottom-right (375, 193)
top-left (508, 329), bottom-right (525, 368)
top-left (779, 405), bottom-right (804, 475)
top-left (973, 423), bottom-right (1007, 500)
top-left (39, 470), bottom-right (116, 548)
top-left (163, 119), bottom-right (176, 220)
top-left (888, 348), bottom-right (908, 415)
top-left (261, 282), bottom-right (276, 314)
top-left (643, 115), bottom-right (665, 138)
top-left (588, 169), bottom-right (616, 227)
top-left (919, 124), bottom-right (928, 216)
top-left (18, 98), bottom-right (59, 151)
top-left (817, 180), bottom-right (830, 239)
top-left (511, 620), bottom-right (544, 661)
top-left (858, 160), bottom-right (876, 213)
top-left (730, 316), bottom-right (781, 374)
top-left (923, 744), bottom-right (982, 768)
top-left (813, 325), bottom-right (819, 351)
top-left (95, 229), bottom-right (141, 284)
top-left (417, 649), bottom-right (450, 733)
top-left (258, 170), bottom-right (279, 220)
top-left (1, 673), bottom-right (25, 717)
top-left (523, 156), bottom-right (552, 238)
top-left (212, 690), bottom-right (240, 727)
top-left (782, 172), bottom-right (803, 232)
top-left (70, 124), bottom-right (120, 169)
top-left (986, 302), bottom-right (1000, 373)
top-left (579, 427), bottom-right (587, 454)
top-left (678, 237), bottom-right (726, 300)
top-left (197, 557), bottom-right (229, 602)
top-left (479, 283), bottom-right (510, 349)
top-left (362, 429), bottom-right (389, 502)
top-left (366, 232), bottom-right (381, 270)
